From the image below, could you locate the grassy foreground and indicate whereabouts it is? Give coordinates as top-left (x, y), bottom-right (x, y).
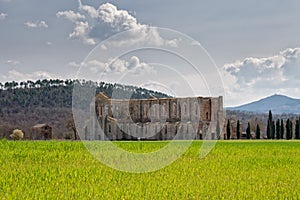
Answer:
top-left (0, 140), bottom-right (300, 199)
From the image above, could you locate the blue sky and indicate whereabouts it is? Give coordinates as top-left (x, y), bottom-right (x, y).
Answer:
top-left (1, 0), bottom-right (300, 106)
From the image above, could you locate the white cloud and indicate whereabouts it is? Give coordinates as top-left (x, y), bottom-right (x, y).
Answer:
top-left (1, 70), bottom-right (57, 82)
top-left (56, 10), bottom-right (85, 22)
top-left (67, 61), bottom-right (81, 68)
top-left (78, 1), bottom-right (98, 19)
top-left (39, 21), bottom-right (48, 28)
top-left (5, 60), bottom-right (20, 65)
top-left (127, 56), bottom-right (155, 75)
top-left (24, 21), bottom-right (37, 28)
top-left (0, 13), bottom-right (7, 20)
top-left (57, 2), bottom-right (178, 47)
top-left (83, 58), bottom-right (126, 74)
top-left (46, 41), bottom-right (52, 46)
top-left (24, 20), bottom-right (48, 28)
top-left (81, 56), bottom-right (155, 75)
top-left (97, 3), bottom-right (142, 31)
top-left (69, 21), bottom-right (96, 45)
top-left (222, 47), bottom-right (300, 105)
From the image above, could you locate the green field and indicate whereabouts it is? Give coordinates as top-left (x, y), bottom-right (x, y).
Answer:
top-left (1, 140), bottom-right (300, 199)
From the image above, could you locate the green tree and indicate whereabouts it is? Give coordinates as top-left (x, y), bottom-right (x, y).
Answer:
top-left (286, 119), bottom-right (291, 140)
top-left (280, 119), bottom-right (284, 139)
top-left (295, 119), bottom-right (300, 139)
top-left (271, 121), bottom-right (275, 139)
top-left (267, 110), bottom-right (273, 139)
top-left (255, 124), bottom-right (260, 139)
top-left (276, 119), bottom-right (280, 139)
top-left (226, 119), bottom-right (231, 140)
top-left (290, 121), bottom-right (293, 139)
top-left (246, 122), bottom-right (251, 139)
top-left (236, 120), bottom-right (240, 139)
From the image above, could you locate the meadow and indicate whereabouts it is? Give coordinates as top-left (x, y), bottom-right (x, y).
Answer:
top-left (1, 140), bottom-right (300, 199)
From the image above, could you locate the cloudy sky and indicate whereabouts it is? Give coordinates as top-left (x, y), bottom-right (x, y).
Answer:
top-left (1, 0), bottom-right (300, 106)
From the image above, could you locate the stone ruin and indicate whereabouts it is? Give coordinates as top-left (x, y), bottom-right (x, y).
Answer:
top-left (83, 93), bottom-right (224, 140)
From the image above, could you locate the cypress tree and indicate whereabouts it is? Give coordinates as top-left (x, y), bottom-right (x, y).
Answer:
top-left (295, 120), bottom-right (299, 139)
top-left (280, 119), bottom-right (284, 139)
top-left (271, 121), bottom-right (275, 139)
top-left (267, 110), bottom-right (273, 139)
top-left (255, 124), bottom-right (261, 139)
top-left (276, 119), bottom-right (280, 139)
top-left (236, 120), bottom-right (240, 139)
top-left (297, 119), bottom-right (300, 139)
top-left (226, 119), bottom-right (231, 140)
top-left (246, 122), bottom-right (251, 139)
top-left (298, 117), bottom-right (300, 138)
top-left (290, 121), bottom-right (293, 139)
top-left (286, 119), bottom-right (290, 140)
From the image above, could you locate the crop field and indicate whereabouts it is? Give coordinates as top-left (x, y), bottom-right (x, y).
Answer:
top-left (1, 140), bottom-right (300, 199)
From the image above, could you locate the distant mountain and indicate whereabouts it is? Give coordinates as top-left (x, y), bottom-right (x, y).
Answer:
top-left (227, 94), bottom-right (300, 114)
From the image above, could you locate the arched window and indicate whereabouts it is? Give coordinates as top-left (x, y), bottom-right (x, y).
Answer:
top-left (183, 103), bottom-right (187, 115)
top-left (144, 104), bottom-right (148, 118)
top-left (194, 102), bottom-right (198, 115)
top-left (173, 103), bottom-right (177, 116)
top-left (153, 104), bottom-right (157, 117)
top-left (152, 104), bottom-right (158, 117)
top-left (206, 112), bottom-right (209, 120)
top-left (135, 105), bottom-right (139, 119)
top-left (163, 103), bottom-right (167, 115)
top-left (115, 106), bottom-right (119, 118)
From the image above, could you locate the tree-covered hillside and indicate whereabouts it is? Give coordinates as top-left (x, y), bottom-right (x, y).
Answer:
top-left (0, 79), bottom-right (171, 109)
top-left (0, 79), bottom-right (171, 139)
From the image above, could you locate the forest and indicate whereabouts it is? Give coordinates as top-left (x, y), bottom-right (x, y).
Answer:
top-left (0, 79), bottom-right (170, 139)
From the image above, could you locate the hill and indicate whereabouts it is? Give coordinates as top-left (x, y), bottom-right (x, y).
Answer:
top-left (0, 79), bottom-right (171, 139)
top-left (227, 94), bottom-right (300, 114)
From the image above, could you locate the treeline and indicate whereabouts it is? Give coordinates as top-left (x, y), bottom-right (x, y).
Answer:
top-left (226, 110), bottom-right (300, 140)
top-left (0, 79), bottom-right (171, 139)
top-left (0, 79), bottom-right (171, 109)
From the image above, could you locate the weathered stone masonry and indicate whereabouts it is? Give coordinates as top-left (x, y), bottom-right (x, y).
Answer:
top-left (84, 93), bottom-right (224, 140)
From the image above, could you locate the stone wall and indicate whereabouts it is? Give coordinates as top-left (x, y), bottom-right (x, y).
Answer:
top-left (83, 93), bottom-right (223, 140)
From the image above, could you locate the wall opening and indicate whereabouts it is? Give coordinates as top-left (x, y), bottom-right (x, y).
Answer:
top-left (163, 103), bottom-right (167, 115)
top-left (173, 103), bottom-right (177, 116)
top-left (194, 102), bottom-right (198, 115)
top-left (183, 103), bottom-right (187, 115)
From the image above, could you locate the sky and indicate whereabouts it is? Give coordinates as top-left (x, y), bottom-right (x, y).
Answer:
top-left (1, 0), bottom-right (300, 106)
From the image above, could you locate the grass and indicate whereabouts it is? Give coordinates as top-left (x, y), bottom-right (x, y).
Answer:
top-left (0, 140), bottom-right (300, 199)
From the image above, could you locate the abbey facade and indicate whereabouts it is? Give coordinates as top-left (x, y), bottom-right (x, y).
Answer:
top-left (84, 93), bottom-right (224, 140)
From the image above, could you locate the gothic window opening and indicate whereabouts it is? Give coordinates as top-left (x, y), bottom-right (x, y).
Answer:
top-left (173, 103), bottom-right (177, 116)
top-left (115, 106), bottom-right (119, 118)
top-left (144, 104), bottom-right (148, 118)
top-left (183, 103), bottom-right (187, 115)
top-left (194, 102), bottom-right (198, 115)
top-left (163, 103), bottom-right (167, 115)
top-left (153, 104), bottom-right (157, 117)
